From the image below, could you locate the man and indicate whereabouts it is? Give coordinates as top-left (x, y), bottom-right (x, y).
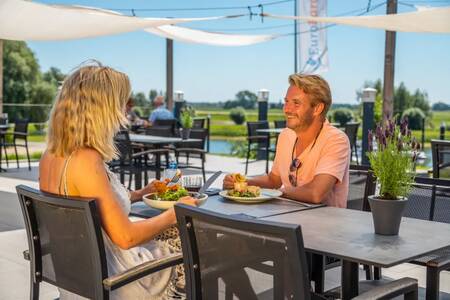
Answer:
top-left (148, 95), bottom-right (174, 125)
top-left (224, 74), bottom-right (350, 207)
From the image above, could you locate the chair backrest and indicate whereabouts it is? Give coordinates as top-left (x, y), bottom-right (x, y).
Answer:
top-left (273, 120), bottom-right (286, 129)
top-left (348, 165), bottom-right (376, 211)
top-left (145, 126), bottom-right (175, 137)
top-left (175, 204), bottom-right (311, 300)
top-left (361, 175), bottom-right (450, 224)
top-left (114, 130), bottom-right (133, 164)
top-left (182, 129), bottom-right (209, 150)
top-left (247, 121), bottom-right (269, 138)
top-left (16, 185), bottom-right (108, 299)
top-left (402, 177), bottom-right (450, 223)
top-left (153, 119), bottom-right (177, 136)
top-left (192, 118), bottom-right (206, 129)
top-left (344, 122), bottom-right (360, 148)
top-left (431, 139), bottom-right (450, 179)
top-left (14, 119), bottom-right (29, 135)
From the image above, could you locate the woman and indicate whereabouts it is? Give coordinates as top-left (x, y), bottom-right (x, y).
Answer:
top-left (39, 63), bottom-right (197, 299)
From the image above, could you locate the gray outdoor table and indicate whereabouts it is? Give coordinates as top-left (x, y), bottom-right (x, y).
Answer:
top-left (262, 206), bottom-right (450, 299)
top-left (128, 134), bottom-right (202, 186)
top-left (130, 194), bottom-right (322, 220)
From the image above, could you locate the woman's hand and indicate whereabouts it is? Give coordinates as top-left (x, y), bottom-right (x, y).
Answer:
top-left (167, 196), bottom-right (198, 225)
top-left (178, 196), bottom-right (199, 207)
top-left (129, 180), bottom-right (159, 203)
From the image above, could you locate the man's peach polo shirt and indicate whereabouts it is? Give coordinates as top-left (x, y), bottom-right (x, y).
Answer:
top-left (271, 120), bottom-right (350, 208)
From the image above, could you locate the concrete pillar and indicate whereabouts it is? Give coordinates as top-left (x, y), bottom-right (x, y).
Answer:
top-left (362, 88), bottom-right (377, 166)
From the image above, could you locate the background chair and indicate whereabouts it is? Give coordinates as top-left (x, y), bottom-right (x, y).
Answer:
top-left (273, 119), bottom-right (286, 129)
top-left (111, 130), bottom-right (170, 188)
top-left (192, 118), bottom-right (206, 129)
top-left (17, 185), bottom-right (182, 300)
top-left (152, 119), bottom-right (178, 137)
top-left (175, 203), bottom-right (418, 300)
top-left (344, 122), bottom-right (360, 165)
top-left (363, 176), bottom-right (450, 300)
top-left (3, 119), bottom-right (31, 170)
top-left (245, 121), bottom-right (270, 175)
top-left (431, 139), bottom-right (450, 179)
top-left (173, 129), bottom-right (208, 182)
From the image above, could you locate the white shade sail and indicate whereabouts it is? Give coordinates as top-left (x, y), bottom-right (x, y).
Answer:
top-left (0, 0), bottom-right (236, 41)
top-left (264, 6), bottom-right (450, 33)
top-left (145, 26), bottom-right (278, 46)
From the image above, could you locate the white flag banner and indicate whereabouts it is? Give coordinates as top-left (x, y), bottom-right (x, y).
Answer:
top-left (298, 0), bottom-right (329, 74)
top-left (265, 6), bottom-right (450, 33)
top-left (0, 0), bottom-right (236, 41)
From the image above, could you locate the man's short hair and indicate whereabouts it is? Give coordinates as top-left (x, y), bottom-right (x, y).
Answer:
top-left (288, 74), bottom-right (332, 117)
top-left (153, 95), bottom-right (165, 107)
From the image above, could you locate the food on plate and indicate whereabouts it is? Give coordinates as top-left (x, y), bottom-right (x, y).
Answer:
top-left (151, 179), bottom-right (189, 201)
top-left (227, 174), bottom-right (261, 197)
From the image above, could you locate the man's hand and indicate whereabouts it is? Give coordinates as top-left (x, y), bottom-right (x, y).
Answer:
top-left (223, 174), bottom-right (242, 189)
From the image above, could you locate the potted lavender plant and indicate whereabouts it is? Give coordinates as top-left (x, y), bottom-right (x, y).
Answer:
top-left (367, 118), bottom-right (420, 235)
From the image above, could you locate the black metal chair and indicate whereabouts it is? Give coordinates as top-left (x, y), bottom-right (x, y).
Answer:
top-left (344, 122), bottom-right (360, 165)
top-left (3, 119), bottom-right (31, 170)
top-left (175, 203), bottom-right (418, 300)
top-left (273, 119), bottom-right (286, 129)
top-left (152, 119), bottom-right (178, 137)
top-left (173, 129), bottom-right (208, 183)
top-left (431, 139), bottom-right (450, 179)
top-left (111, 130), bottom-right (170, 188)
top-left (363, 176), bottom-right (450, 300)
top-left (17, 185), bottom-right (182, 300)
top-left (245, 121), bottom-right (270, 175)
top-left (311, 165), bottom-right (376, 293)
top-left (0, 130), bottom-right (9, 170)
top-left (192, 118), bottom-right (206, 129)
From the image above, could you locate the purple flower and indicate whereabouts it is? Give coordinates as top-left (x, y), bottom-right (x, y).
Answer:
top-left (400, 118), bottom-right (408, 136)
top-left (397, 138), bottom-right (403, 151)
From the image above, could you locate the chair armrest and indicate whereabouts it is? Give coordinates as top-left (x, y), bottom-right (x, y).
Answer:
top-left (131, 148), bottom-right (170, 158)
top-left (174, 148), bottom-right (206, 155)
top-left (247, 135), bottom-right (269, 141)
top-left (103, 252), bottom-right (183, 291)
top-left (4, 132), bottom-right (28, 137)
top-left (426, 254), bottom-right (450, 269)
top-left (23, 250), bottom-right (30, 261)
top-left (353, 277), bottom-right (417, 300)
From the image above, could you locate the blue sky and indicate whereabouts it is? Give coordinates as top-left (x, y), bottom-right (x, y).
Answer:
top-left (27, 0), bottom-right (450, 104)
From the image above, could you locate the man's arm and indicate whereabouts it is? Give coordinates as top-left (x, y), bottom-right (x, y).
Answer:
top-left (247, 171), bottom-right (282, 189)
top-left (281, 174), bottom-right (337, 204)
top-left (223, 171), bottom-right (282, 189)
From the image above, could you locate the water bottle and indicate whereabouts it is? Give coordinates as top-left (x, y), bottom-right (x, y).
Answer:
top-left (164, 158), bottom-right (178, 181)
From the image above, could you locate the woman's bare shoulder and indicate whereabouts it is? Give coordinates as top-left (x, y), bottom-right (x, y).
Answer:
top-left (70, 148), bottom-right (105, 174)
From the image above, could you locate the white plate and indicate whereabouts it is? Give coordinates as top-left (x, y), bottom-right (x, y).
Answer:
top-left (219, 188), bottom-right (282, 204)
top-left (143, 192), bottom-right (208, 210)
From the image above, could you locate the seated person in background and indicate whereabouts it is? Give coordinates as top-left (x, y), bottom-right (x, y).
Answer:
top-left (148, 95), bottom-right (174, 126)
top-left (126, 97), bottom-right (148, 128)
top-left (224, 74), bottom-right (350, 208)
top-left (39, 62), bottom-right (197, 299)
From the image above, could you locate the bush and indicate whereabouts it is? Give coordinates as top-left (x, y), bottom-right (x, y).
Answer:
top-left (331, 108), bottom-right (353, 126)
top-left (229, 107), bottom-right (246, 125)
top-left (402, 107), bottom-right (426, 130)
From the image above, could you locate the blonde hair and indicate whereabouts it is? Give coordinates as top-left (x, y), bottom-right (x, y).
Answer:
top-left (288, 74), bottom-right (332, 117)
top-left (47, 62), bottom-right (131, 161)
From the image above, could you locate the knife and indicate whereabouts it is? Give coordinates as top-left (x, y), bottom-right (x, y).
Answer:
top-left (198, 171), bottom-right (222, 194)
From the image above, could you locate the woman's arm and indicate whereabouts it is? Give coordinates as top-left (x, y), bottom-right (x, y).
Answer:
top-left (71, 149), bottom-right (192, 250)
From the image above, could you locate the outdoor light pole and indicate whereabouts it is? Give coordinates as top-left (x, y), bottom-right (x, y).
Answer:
top-left (257, 89), bottom-right (269, 160)
top-left (362, 88), bottom-right (377, 166)
top-left (294, 0), bottom-right (298, 73)
top-left (173, 90), bottom-right (185, 121)
top-left (258, 89), bottom-right (269, 122)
